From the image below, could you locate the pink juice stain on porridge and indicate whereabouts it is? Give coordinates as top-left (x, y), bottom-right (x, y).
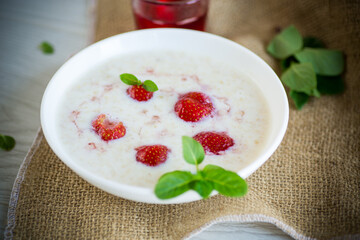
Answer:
top-left (58, 51), bottom-right (270, 188)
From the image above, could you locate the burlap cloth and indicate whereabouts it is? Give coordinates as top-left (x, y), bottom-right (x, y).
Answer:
top-left (5, 0), bottom-right (360, 239)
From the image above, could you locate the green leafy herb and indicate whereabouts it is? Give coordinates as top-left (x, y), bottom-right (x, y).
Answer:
top-left (154, 136), bottom-right (247, 200)
top-left (182, 136), bottom-right (205, 166)
top-left (190, 179), bottom-right (213, 198)
top-left (120, 73), bottom-right (142, 85)
top-left (312, 88), bottom-right (321, 98)
top-left (303, 36), bottom-right (326, 48)
top-left (142, 80), bottom-right (159, 92)
top-left (38, 41), bottom-right (54, 54)
top-left (316, 75), bottom-right (345, 95)
top-left (289, 90), bottom-right (310, 110)
top-left (0, 134), bottom-right (16, 151)
top-left (267, 25), bottom-right (303, 59)
top-left (281, 62), bottom-right (317, 95)
top-left (280, 56), bottom-right (298, 71)
top-left (120, 73), bottom-right (158, 92)
top-left (203, 165), bottom-right (247, 197)
top-left (267, 25), bottom-right (346, 109)
top-left (154, 171), bottom-right (194, 199)
top-left (294, 48), bottom-right (344, 76)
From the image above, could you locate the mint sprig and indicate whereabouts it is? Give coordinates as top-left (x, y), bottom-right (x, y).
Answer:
top-left (154, 136), bottom-right (247, 200)
top-left (120, 73), bottom-right (158, 92)
top-left (267, 25), bottom-right (346, 109)
top-left (0, 134), bottom-right (16, 151)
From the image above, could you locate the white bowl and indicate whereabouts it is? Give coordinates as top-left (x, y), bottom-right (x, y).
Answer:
top-left (41, 29), bottom-right (288, 204)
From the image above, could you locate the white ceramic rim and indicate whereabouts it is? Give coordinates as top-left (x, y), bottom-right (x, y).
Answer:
top-left (41, 28), bottom-right (289, 204)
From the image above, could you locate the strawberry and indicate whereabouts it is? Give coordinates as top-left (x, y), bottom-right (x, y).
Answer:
top-left (135, 145), bottom-right (170, 167)
top-left (174, 92), bottom-right (214, 122)
top-left (180, 92), bottom-right (213, 106)
top-left (92, 114), bottom-right (126, 141)
top-left (127, 85), bottom-right (154, 102)
top-left (193, 131), bottom-right (234, 155)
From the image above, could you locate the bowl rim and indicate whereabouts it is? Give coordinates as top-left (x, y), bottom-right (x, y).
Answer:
top-left (40, 28), bottom-right (289, 204)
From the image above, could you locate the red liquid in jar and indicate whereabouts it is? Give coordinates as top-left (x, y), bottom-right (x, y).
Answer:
top-left (133, 0), bottom-right (208, 31)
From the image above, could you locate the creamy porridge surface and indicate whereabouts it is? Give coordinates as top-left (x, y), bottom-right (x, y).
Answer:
top-left (57, 51), bottom-right (270, 188)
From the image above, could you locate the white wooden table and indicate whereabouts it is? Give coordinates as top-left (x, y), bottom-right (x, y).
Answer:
top-left (0, 0), bottom-right (292, 239)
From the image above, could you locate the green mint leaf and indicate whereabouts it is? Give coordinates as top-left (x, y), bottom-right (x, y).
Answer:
top-left (202, 164), bottom-right (223, 171)
top-left (142, 80), bottom-right (158, 92)
top-left (38, 41), bottom-right (54, 54)
top-left (294, 48), bottom-right (344, 76)
top-left (281, 62), bottom-right (317, 95)
top-left (0, 134), bottom-right (16, 151)
top-left (154, 171), bottom-right (194, 199)
top-left (280, 56), bottom-right (298, 71)
top-left (190, 180), bottom-right (213, 199)
top-left (120, 73), bottom-right (142, 86)
top-left (317, 75), bottom-right (345, 95)
top-left (303, 36), bottom-right (326, 48)
top-left (311, 89), bottom-right (321, 98)
top-left (267, 25), bottom-right (303, 59)
top-left (289, 90), bottom-right (309, 110)
top-left (182, 136), bottom-right (205, 166)
top-left (202, 165), bottom-right (247, 197)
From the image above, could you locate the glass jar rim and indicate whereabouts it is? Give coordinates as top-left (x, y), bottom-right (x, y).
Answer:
top-left (140, 0), bottom-right (204, 5)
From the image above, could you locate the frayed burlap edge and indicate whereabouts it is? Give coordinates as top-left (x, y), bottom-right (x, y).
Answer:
top-left (4, 128), bottom-right (43, 240)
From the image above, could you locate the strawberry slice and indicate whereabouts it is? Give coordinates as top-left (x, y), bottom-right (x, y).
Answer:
top-left (127, 85), bottom-right (154, 102)
top-left (193, 131), bottom-right (234, 155)
top-left (92, 114), bottom-right (126, 141)
top-left (135, 145), bottom-right (170, 167)
top-left (180, 92), bottom-right (213, 106)
top-left (174, 92), bottom-right (214, 122)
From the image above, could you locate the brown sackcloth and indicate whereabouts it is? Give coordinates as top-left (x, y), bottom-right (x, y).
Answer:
top-left (5, 0), bottom-right (360, 239)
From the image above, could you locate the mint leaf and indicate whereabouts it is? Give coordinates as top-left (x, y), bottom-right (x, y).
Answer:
top-left (202, 164), bottom-right (223, 171)
top-left (38, 41), bottom-right (54, 54)
top-left (190, 180), bottom-right (213, 199)
top-left (203, 165), bottom-right (247, 197)
top-left (289, 90), bottom-right (310, 110)
top-left (0, 134), bottom-right (16, 151)
top-left (120, 73), bottom-right (141, 85)
top-left (303, 36), bottom-right (326, 48)
top-left (317, 75), bottom-right (345, 95)
top-left (312, 89), bottom-right (321, 98)
top-left (154, 139), bottom-right (248, 200)
top-left (267, 25), bottom-right (303, 59)
top-left (154, 171), bottom-right (194, 199)
top-left (294, 48), bottom-right (344, 76)
top-left (281, 62), bottom-right (317, 95)
top-left (280, 56), bottom-right (298, 71)
top-left (182, 136), bottom-right (205, 166)
top-left (142, 80), bottom-right (158, 92)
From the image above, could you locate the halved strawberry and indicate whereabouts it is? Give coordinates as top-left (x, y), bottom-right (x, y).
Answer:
top-left (127, 85), bottom-right (154, 102)
top-left (92, 114), bottom-right (126, 141)
top-left (135, 145), bottom-right (170, 167)
top-left (193, 131), bottom-right (234, 155)
top-left (174, 92), bottom-right (214, 122)
top-left (180, 92), bottom-right (213, 106)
